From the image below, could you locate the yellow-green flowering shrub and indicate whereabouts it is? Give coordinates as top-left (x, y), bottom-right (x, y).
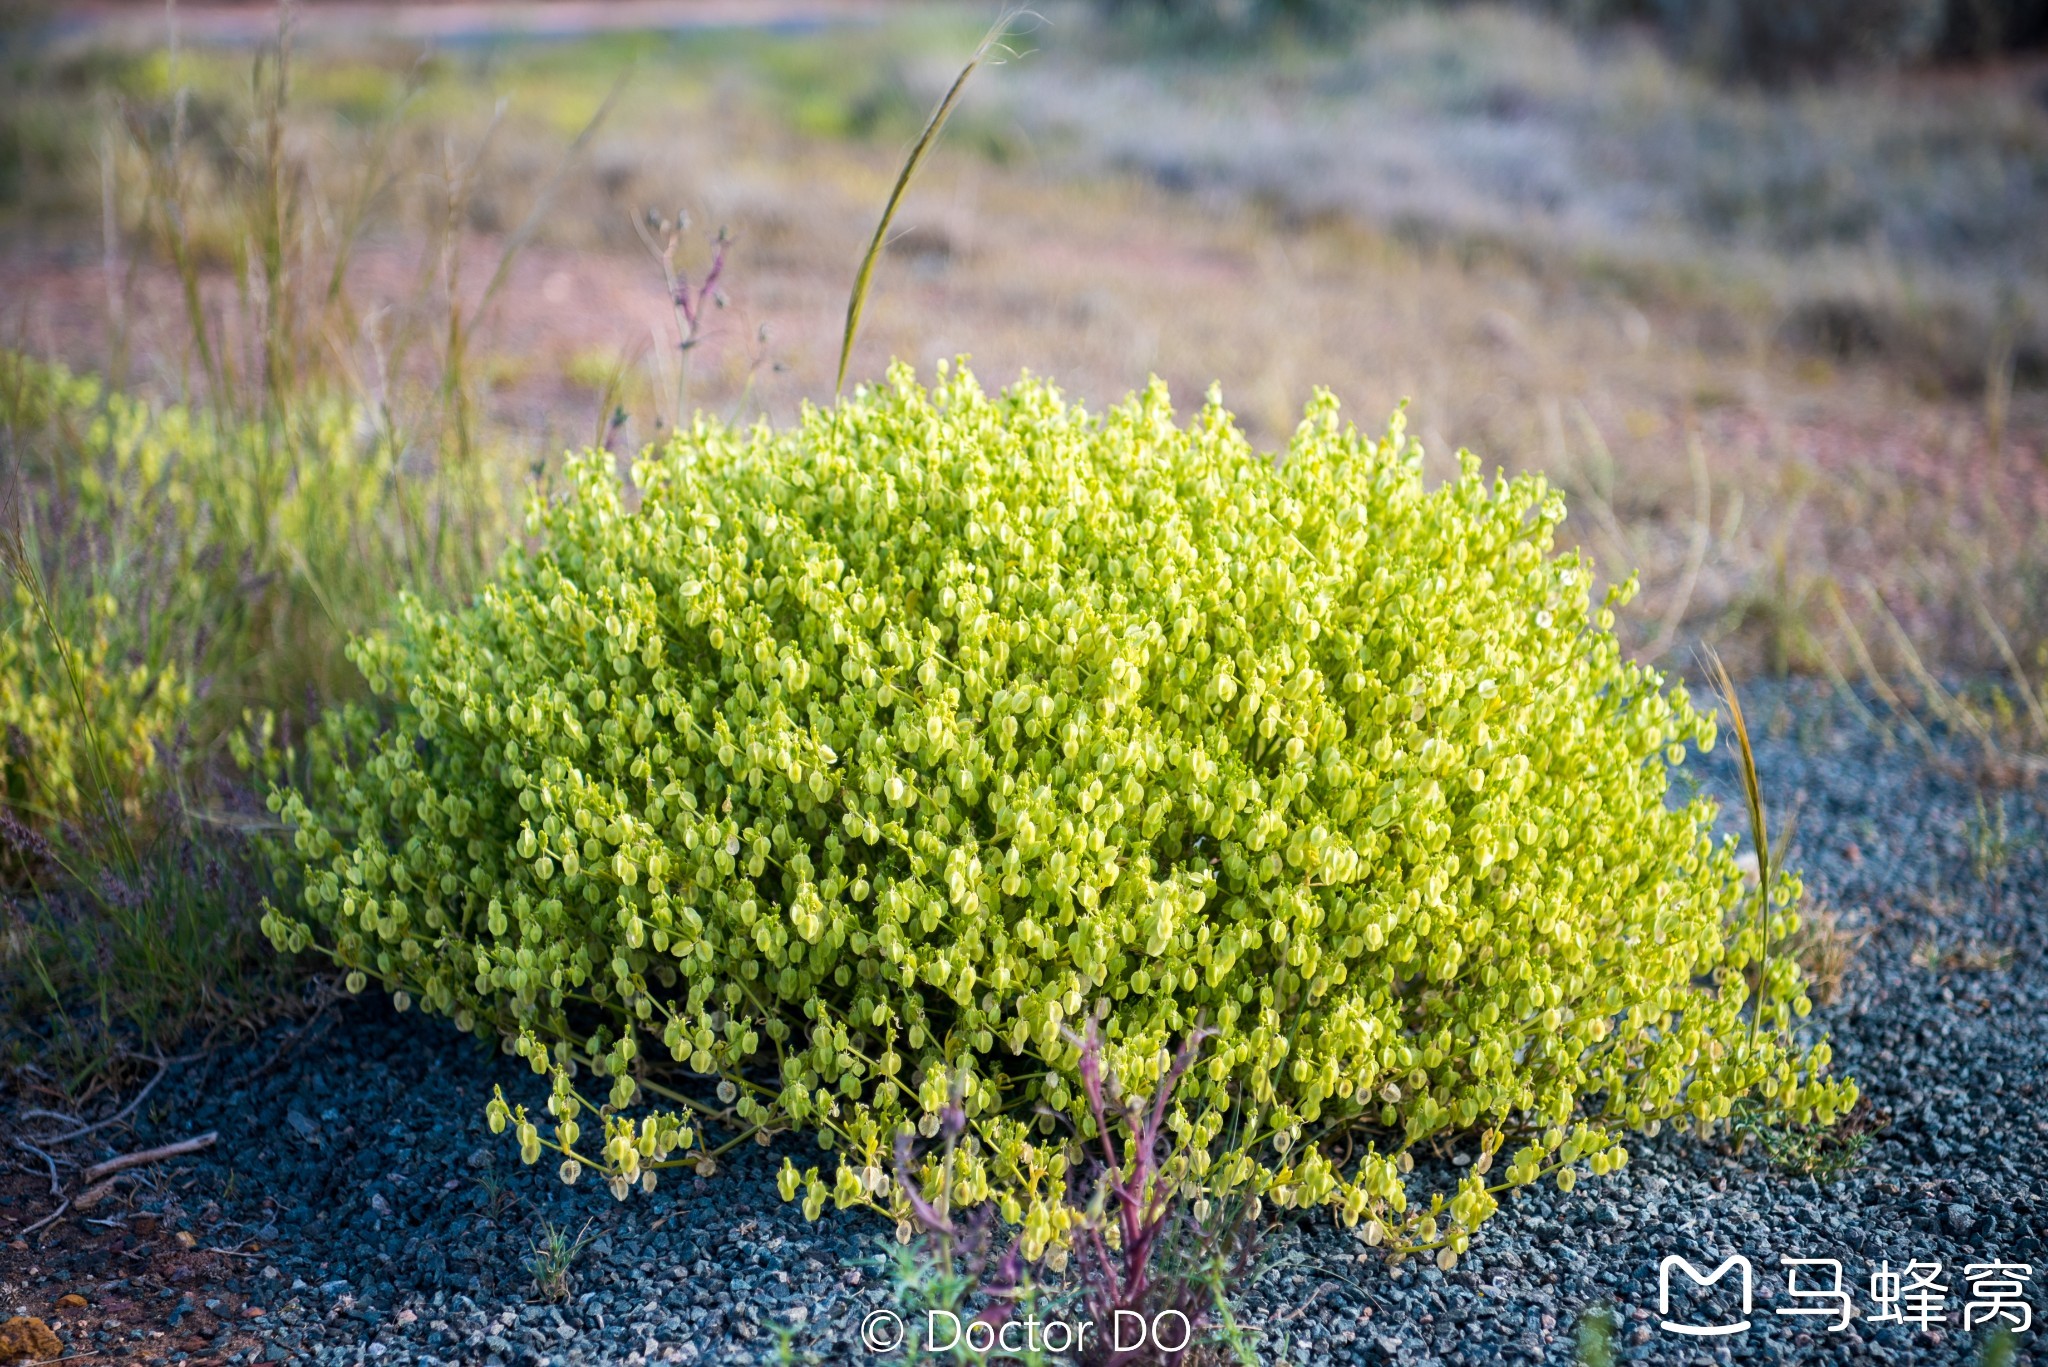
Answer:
top-left (266, 362), bottom-right (1854, 1261)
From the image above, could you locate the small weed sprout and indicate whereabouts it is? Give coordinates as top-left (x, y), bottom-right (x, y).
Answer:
top-left (475, 1156), bottom-right (515, 1223)
top-left (525, 1217), bottom-right (597, 1302)
top-left (1731, 1097), bottom-right (1883, 1184)
top-left (1979, 1325), bottom-right (2021, 1367)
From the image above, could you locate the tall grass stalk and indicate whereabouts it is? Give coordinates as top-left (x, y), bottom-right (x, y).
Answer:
top-left (1970, 590), bottom-right (2048, 750)
top-left (1705, 650), bottom-right (1772, 1052)
top-left (255, 0), bottom-right (297, 426)
top-left (836, 11), bottom-right (1026, 395)
top-left (1825, 583), bottom-right (1939, 755)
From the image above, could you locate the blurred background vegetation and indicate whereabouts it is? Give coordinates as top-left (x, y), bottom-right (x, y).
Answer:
top-left (1, 0), bottom-right (2044, 1079)
top-left (1105, 0), bottom-right (2048, 76)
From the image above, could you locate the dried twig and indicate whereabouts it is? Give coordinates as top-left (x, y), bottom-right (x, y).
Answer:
top-left (19, 1108), bottom-right (87, 1128)
top-left (19, 1197), bottom-right (71, 1238)
top-left (12, 1140), bottom-right (66, 1197)
top-left (71, 1177), bottom-right (129, 1212)
top-left (84, 1131), bottom-right (217, 1183)
top-left (249, 985), bottom-right (342, 1080)
top-left (29, 1055), bottom-right (176, 1145)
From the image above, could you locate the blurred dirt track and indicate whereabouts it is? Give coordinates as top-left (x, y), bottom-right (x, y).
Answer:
top-left (47, 0), bottom-right (892, 50)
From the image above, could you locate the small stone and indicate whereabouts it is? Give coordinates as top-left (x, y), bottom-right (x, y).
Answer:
top-left (0, 1317), bottom-right (63, 1362)
top-left (55, 1295), bottom-right (87, 1310)
top-left (174, 1231), bottom-right (197, 1249)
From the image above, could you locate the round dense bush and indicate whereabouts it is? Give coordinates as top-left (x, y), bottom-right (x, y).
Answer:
top-left (266, 363), bottom-right (1853, 1261)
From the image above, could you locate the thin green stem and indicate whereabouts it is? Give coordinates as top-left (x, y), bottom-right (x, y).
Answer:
top-left (836, 12), bottom-right (1025, 395)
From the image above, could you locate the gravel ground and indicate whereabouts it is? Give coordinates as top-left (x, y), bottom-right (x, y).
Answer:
top-left (5, 681), bottom-right (2043, 1365)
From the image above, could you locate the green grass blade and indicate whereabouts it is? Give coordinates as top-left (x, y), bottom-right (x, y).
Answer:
top-left (1706, 649), bottom-right (1771, 1050)
top-left (836, 12), bottom-right (1025, 396)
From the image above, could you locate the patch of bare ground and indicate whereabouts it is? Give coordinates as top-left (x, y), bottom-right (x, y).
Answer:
top-left (1, 1134), bottom-right (268, 1365)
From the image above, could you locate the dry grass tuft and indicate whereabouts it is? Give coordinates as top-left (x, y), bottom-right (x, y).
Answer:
top-left (1783, 905), bottom-right (1870, 1007)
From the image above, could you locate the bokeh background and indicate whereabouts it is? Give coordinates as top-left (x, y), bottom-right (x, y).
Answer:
top-left (1, 7), bottom-right (2046, 1353)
